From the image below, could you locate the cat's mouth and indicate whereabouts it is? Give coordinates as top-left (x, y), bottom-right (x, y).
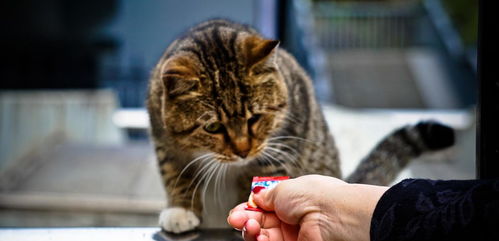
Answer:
top-left (215, 145), bottom-right (264, 164)
top-left (217, 154), bottom-right (256, 164)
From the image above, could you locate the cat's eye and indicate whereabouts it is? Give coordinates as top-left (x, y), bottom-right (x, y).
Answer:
top-left (204, 122), bottom-right (224, 134)
top-left (248, 114), bottom-right (262, 126)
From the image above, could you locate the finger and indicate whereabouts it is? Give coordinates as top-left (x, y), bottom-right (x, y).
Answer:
top-left (228, 203), bottom-right (263, 230)
top-left (257, 227), bottom-right (287, 241)
top-left (229, 209), bottom-right (282, 230)
top-left (243, 219), bottom-right (260, 241)
top-left (257, 235), bottom-right (269, 241)
top-left (229, 210), bottom-right (254, 230)
top-left (230, 202), bottom-right (249, 213)
top-left (256, 229), bottom-right (271, 241)
top-left (281, 223), bottom-right (299, 241)
top-left (228, 201), bottom-right (283, 230)
top-left (253, 189), bottom-right (275, 211)
top-left (228, 203), bottom-right (247, 231)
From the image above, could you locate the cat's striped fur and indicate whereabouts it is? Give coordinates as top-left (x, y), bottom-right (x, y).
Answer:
top-left (147, 19), bottom-right (454, 233)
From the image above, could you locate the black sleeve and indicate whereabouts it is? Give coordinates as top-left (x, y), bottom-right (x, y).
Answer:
top-left (370, 179), bottom-right (499, 241)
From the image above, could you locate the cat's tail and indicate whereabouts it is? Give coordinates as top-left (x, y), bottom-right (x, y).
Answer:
top-left (346, 121), bottom-right (455, 185)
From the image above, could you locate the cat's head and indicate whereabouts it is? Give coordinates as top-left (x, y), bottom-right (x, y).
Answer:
top-left (159, 30), bottom-right (288, 163)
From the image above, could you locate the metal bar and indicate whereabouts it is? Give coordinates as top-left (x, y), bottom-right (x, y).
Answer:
top-left (476, 0), bottom-right (499, 179)
top-left (423, 0), bottom-right (465, 61)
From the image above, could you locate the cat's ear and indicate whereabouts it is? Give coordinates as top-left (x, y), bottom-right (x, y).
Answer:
top-left (242, 35), bottom-right (280, 72)
top-left (161, 58), bottom-right (198, 99)
top-left (162, 74), bottom-right (197, 99)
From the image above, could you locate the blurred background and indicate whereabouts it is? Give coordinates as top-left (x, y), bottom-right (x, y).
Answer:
top-left (0, 0), bottom-right (477, 228)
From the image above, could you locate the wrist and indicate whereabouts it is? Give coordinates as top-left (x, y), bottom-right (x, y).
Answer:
top-left (325, 183), bottom-right (388, 241)
top-left (350, 184), bottom-right (388, 241)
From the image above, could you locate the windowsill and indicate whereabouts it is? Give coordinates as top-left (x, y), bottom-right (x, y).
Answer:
top-left (0, 227), bottom-right (242, 241)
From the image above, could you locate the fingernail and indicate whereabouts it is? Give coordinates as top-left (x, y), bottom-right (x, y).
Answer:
top-left (252, 186), bottom-right (265, 194)
top-left (242, 220), bottom-right (248, 233)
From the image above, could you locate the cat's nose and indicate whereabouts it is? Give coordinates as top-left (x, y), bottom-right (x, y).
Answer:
top-left (233, 137), bottom-right (251, 158)
top-left (235, 149), bottom-right (250, 158)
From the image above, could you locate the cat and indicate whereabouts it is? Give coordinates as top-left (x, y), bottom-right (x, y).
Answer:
top-left (146, 19), bottom-right (455, 233)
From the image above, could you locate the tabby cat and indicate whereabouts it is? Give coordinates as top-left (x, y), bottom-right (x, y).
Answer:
top-left (146, 19), bottom-right (454, 233)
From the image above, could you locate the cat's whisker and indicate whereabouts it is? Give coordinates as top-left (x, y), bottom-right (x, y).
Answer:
top-left (266, 142), bottom-right (300, 156)
top-left (256, 153), bottom-right (278, 173)
top-left (218, 163), bottom-right (227, 207)
top-left (265, 146), bottom-right (298, 162)
top-left (188, 157), bottom-right (218, 200)
top-left (271, 156), bottom-right (293, 175)
top-left (214, 163), bottom-right (227, 208)
top-left (188, 157), bottom-right (216, 190)
top-left (267, 135), bottom-right (318, 145)
top-left (174, 153), bottom-right (214, 190)
top-left (265, 143), bottom-right (302, 168)
top-left (221, 163), bottom-right (228, 206)
top-left (287, 112), bottom-right (298, 118)
top-left (201, 161), bottom-right (220, 213)
top-left (193, 153), bottom-right (228, 209)
top-left (190, 158), bottom-right (218, 211)
top-left (212, 165), bottom-right (218, 206)
top-left (213, 162), bottom-right (223, 206)
top-left (284, 114), bottom-right (301, 125)
top-left (266, 148), bottom-right (296, 170)
top-left (261, 149), bottom-right (292, 174)
top-left (282, 115), bottom-right (298, 124)
top-left (287, 112), bottom-right (303, 123)
top-left (267, 135), bottom-right (314, 144)
top-left (265, 146), bottom-right (303, 170)
top-left (217, 163), bottom-right (231, 207)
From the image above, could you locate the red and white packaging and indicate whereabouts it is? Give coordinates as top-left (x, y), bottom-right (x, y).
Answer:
top-left (245, 176), bottom-right (290, 212)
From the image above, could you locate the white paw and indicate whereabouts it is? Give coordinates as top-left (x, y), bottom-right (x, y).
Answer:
top-left (159, 207), bottom-right (200, 234)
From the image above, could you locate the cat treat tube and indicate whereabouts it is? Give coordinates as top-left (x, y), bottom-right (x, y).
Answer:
top-left (246, 176), bottom-right (289, 212)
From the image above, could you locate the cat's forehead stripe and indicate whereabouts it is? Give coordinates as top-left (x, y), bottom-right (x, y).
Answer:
top-left (212, 27), bottom-right (232, 66)
top-left (176, 47), bottom-right (207, 72)
top-left (165, 20), bottom-right (266, 120)
top-left (181, 25), bottom-right (244, 78)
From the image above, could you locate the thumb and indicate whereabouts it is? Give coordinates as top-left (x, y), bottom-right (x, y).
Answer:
top-left (253, 188), bottom-right (275, 211)
top-left (252, 187), bottom-right (276, 212)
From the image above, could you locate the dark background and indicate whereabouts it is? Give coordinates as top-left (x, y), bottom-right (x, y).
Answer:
top-left (0, 0), bottom-right (478, 107)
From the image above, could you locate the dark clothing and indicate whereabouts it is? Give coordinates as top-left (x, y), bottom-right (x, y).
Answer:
top-left (370, 179), bottom-right (499, 241)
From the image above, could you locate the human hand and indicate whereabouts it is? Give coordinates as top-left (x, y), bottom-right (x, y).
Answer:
top-left (227, 175), bottom-right (388, 241)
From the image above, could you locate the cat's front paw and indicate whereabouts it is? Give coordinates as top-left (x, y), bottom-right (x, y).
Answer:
top-left (159, 207), bottom-right (200, 234)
